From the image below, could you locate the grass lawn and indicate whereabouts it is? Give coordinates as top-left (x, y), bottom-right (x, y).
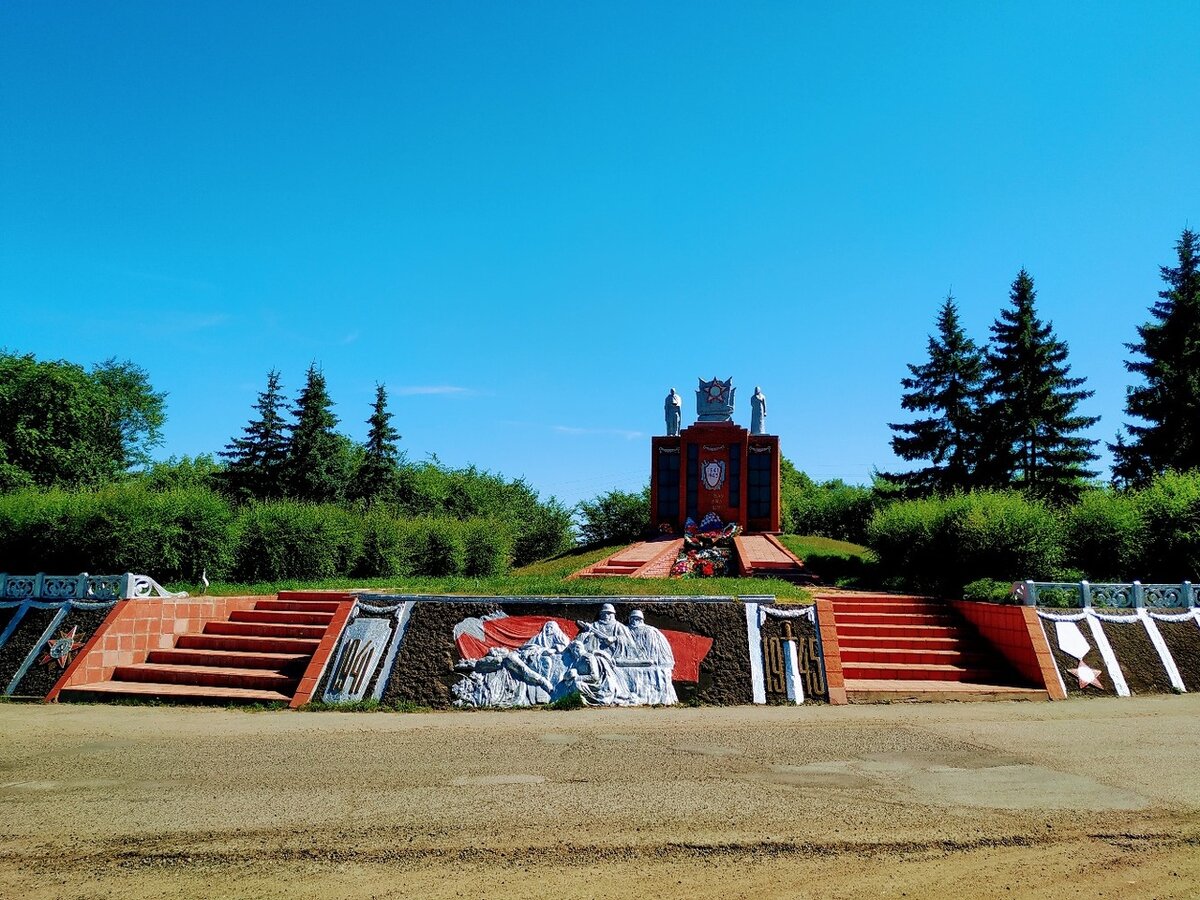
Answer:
top-left (165, 542), bottom-right (812, 601)
top-left (777, 535), bottom-right (877, 588)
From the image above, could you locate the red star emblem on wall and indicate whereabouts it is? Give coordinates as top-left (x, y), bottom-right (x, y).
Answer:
top-left (39, 626), bottom-right (85, 670)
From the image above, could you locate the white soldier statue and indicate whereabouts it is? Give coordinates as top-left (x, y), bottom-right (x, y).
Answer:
top-left (750, 385), bottom-right (767, 435)
top-left (664, 388), bottom-right (682, 436)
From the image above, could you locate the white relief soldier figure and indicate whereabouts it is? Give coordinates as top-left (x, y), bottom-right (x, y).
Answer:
top-left (627, 609), bottom-right (678, 705)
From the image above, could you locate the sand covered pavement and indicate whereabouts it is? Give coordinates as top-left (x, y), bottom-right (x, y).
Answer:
top-left (1, 697), bottom-right (1199, 898)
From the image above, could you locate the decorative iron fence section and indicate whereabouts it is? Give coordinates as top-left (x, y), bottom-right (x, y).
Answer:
top-left (1012, 580), bottom-right (1198, 609)
top-left (0, 573), bottom-right (185, 602)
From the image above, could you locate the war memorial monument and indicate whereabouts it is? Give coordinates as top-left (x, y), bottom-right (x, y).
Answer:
top-left (1, 378), bottom-right (1199, 711)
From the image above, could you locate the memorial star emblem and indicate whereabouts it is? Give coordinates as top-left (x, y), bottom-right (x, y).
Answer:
top-left (39, 626), bottom-right (84, 670)
top-left (1068, 661), bottom-right (1103, 690)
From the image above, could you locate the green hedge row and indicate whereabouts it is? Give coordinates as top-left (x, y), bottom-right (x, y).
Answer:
top-left (0, 485), bottom-right (512, 583)
top-left (867, 472), bottom-right (1200, 595)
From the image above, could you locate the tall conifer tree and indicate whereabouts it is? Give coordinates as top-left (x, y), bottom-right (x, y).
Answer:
top-left (1111, 227), bottom-right (1200, 485)
top-left (980, 269), bottom-right (1099, 501)
top-left (284, 364), bottom-right (349, 502)
top-left (350, 383), bottom-right (401, 503)
top-left (220, 369), bottom-right (290, 500)
top-left (887, 295), bottom-right (986, 494)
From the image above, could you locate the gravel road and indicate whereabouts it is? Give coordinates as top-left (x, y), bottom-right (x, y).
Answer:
top-left (1, 696), bottom-right (1198, 898)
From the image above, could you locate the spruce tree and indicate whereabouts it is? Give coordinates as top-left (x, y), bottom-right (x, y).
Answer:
top-left (284, 364), bottom-right (350, 502)
top-left (1111, 227), bottom-right (1200, 485)
top-left (219, 369), bottom-right (290, 500)
top-left (350, 383), bottom-right (402, 503)
top-left (887, 295), bottom-right (986, 494)
top-left (980, 269), bottom-right (1099, 501)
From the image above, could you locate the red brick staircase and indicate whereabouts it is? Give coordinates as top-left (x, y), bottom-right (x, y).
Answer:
top-left (571, 538), bottom-right (684, 578)
top-left (829, 593), bottom-right (1047, 701)
top-left (58, 594), bottom-right (348, 705)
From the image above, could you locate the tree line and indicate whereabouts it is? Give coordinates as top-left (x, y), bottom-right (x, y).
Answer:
top-left (0, 354), bottom-right (165, 491)
top-left (0, 360), bottom-right (573, 572)
top-left (888, 227), bottom-right (1200, 500)
top-left (218, 365), bottom-right (402, 505)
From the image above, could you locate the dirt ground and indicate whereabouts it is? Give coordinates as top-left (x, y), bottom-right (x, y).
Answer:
top-left (2, 697), bottom-right (1199, 899)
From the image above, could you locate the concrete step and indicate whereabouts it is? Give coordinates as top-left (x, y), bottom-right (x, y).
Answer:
top-left (837, 634), bottom-right (966, 651)
top-left (113, 663), bottom-right (298, 692)
top-left (146, 648), bottom-right (310, 671)
top-left (205, 620), bottom-right (327, 640)
top-left (176, 632), bottom-right (322, 654)
top-left (839, 646), bottom-right (989, 666)
top-left (255, 599), bottom-right (342, 614)
top-left (834, 611), bottom-right (955, 626)
top-left (842, 662), bottom-right (1005, 682)
top-left (826, 594), bottom-right (932, 602)
top-left (835, 623), bottom-right (961, 639)
top-left (58, 680), bottom-right (293, 705)
top-left (830, 600), bottom-right (943, 614)
top-left (231, 608), bottom-right (335, 626)
top-left (277, 592), bottom-right (355, 602)
top-left (843, 679), bottom-right (1049, 702)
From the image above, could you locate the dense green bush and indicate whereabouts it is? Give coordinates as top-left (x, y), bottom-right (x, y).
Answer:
top-left (0, 485), bottom-right (538, 584)
top-left (1063, 489), bottom-right (1143, 581)
top-left (945, 491), bottom-right (1064, 589)
top-left (864, 496), bottom-right (943, 589)
top-left (393, 461), bottom-right (571, 566)
top-left (410, 517), bottom-right (465, 577)
top-left (353, 508), bottom-right (414, 578)
top-left (576, 488), bottom-right (649, 546)
top-left (0, 489), bottom-right (85, 573)
top-left (462, 518), bottom-right (511, 577)
top-left (781, 462), bottom-right (876, 542)
top-left (232, 502), bottom-right (363, 582)
top-left (0, 484), bottom-right (233, 581)
top-left (868, 491), bottom-right (1063, 595)
top-left (1133, 471), bottom-right (1200, 581)
top-left (962, 578), bottom-right (1016, 602)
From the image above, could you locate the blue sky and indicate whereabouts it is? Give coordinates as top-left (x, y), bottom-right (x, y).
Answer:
top-left (2, 2), bottom-right (1198, 506)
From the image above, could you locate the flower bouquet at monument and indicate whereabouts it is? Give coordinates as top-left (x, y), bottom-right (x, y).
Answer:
top-left (672, 514), bottom-right (740, 577)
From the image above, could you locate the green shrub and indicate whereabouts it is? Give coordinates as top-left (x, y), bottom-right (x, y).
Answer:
top-left (962, 578), bottom-right (1016, 602)
top-left (868, 491), bottom-right (1063, 595)
top-left (576, 488), bottom-right (649, 546)
top-left (0, 484), bottom-right (233, 581)
top-left (865, 496), bottom-right (944, 589)
top-left (1133, 471), bottom-right (1200, 581)
top-left (0, 489), bottom-right (86, 573)
top-left (1035, 587), bottom-right (1078, 609)
top-left (509, 499), bottom-right (573, 566)
top-left (410, 517), bottom-right (465, 576)
top-left (781, 462), bottom-right (876, 542)
top-left (1063, 489), bottom-right (1143, 581)
top-left (354, 508), bottom-right (414, 577)
top-left (392, 462), bottom-right (572, 566)
top-left (232, 502), bottom-right (362, 581)
top-left (942, 491), bottom-right (1064, 591)
top-left (462, 518), bottom-right (511, 576)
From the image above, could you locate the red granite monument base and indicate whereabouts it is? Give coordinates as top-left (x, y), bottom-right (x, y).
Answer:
top-left (650, 421), bottom-right (780, 535)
